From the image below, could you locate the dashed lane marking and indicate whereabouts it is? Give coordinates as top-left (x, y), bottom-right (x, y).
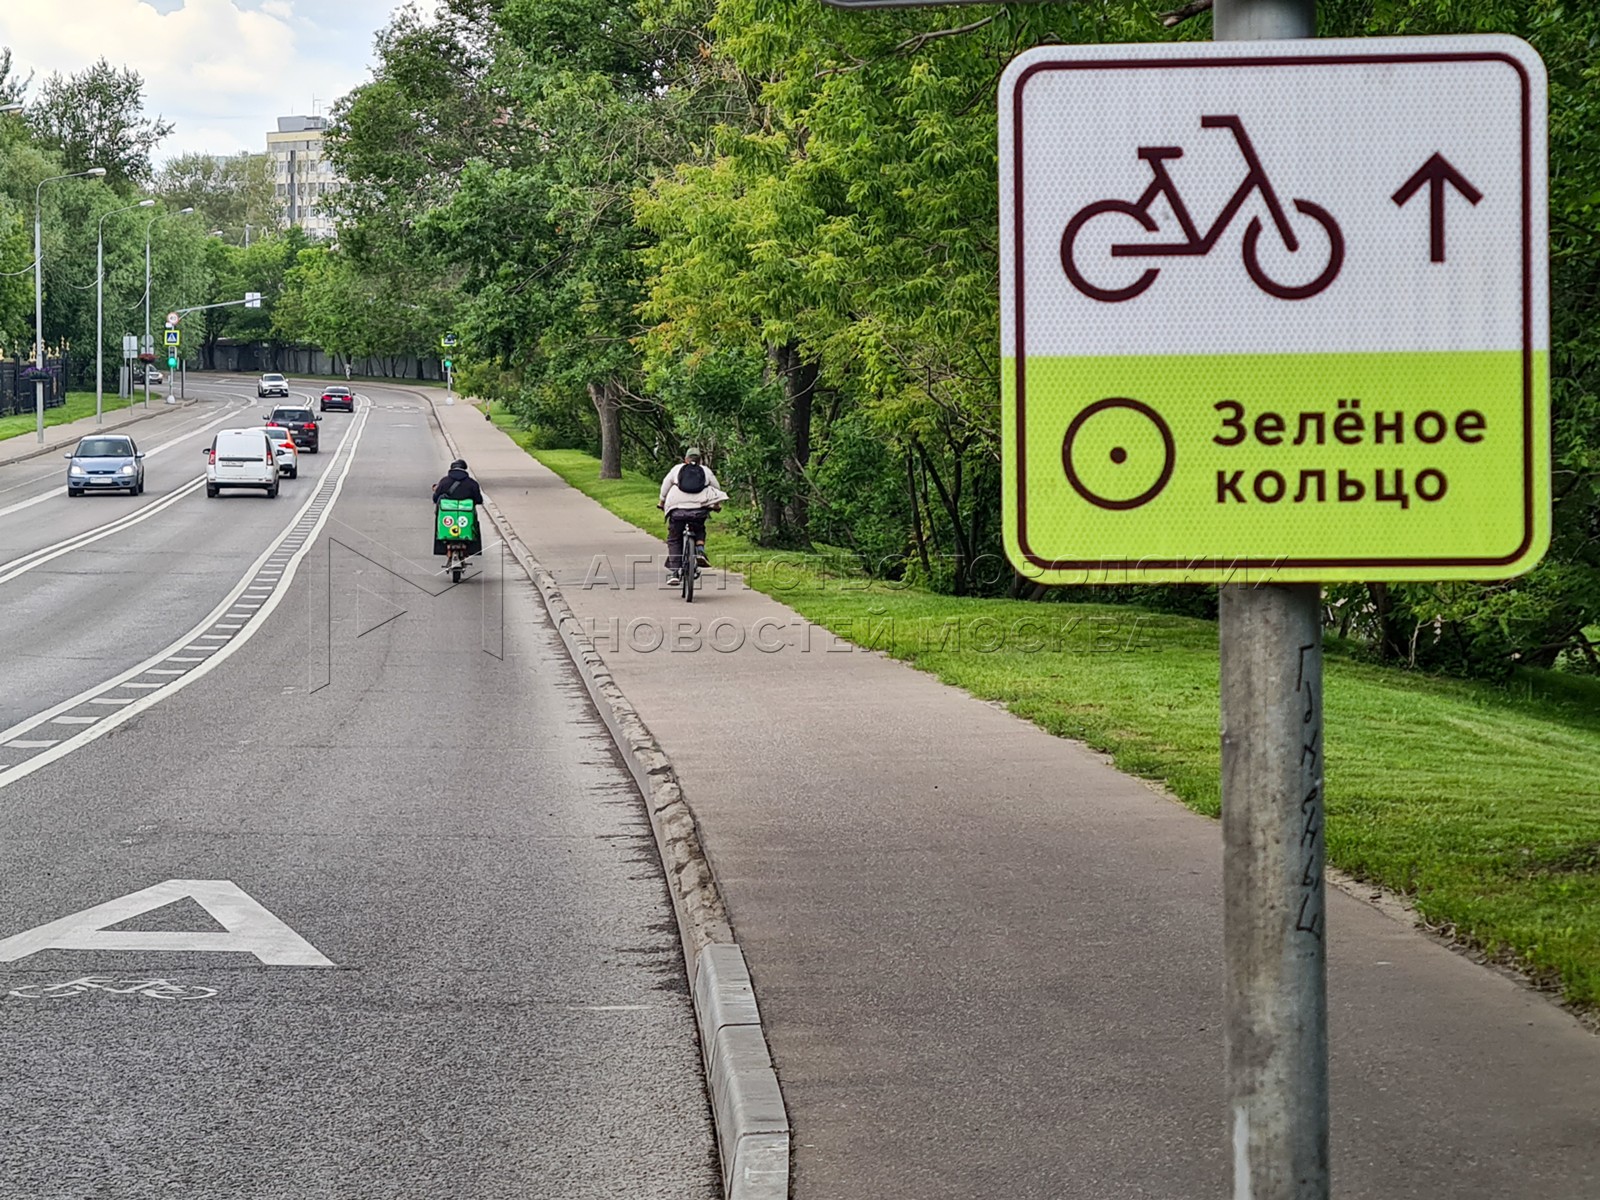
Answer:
top-left (0, 403), bottom-right (371, 791)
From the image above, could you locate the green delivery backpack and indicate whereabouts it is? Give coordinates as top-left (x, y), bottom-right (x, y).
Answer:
top-left (437, 497), bottom-right (477, 542)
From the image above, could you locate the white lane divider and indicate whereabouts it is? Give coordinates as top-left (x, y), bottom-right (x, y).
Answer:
top-left (0, 402), bottom-right (371, 790)
top-left (0, 476), bottom-right (208, 585)
top-left (0, 400), bottom-right (249, 520)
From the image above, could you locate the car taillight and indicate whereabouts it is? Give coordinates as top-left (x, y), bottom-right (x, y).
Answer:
top-left (208, 449), bottom-right (216, 465)
top-left (305, 422), bottom-right (317, 431)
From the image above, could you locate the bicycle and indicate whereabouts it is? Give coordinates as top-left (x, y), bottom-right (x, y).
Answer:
top-left (680, 522), bottom-right (700, 603)
top-left (662, 504), bottom-right (715, 603)
top-left (1061, 114), bottom-right (1344, 303)
top-left (8, 976), bottom-right (217, 1001)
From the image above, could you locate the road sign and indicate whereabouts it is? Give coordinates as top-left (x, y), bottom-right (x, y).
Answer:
top-left (245, 291), bottom-right (262, 309)
top-left (122, 334), bottom-right (138, 357)
top-left (141, 334), bottom-right (154, 354)
top-left (441, 333), bottom-right (458, 348)
top-left (164, 329), bottom-right (181, 347)
top-left (999, 37), bottom-right (1548, 584)
top-left (165, 311), bottom-right (179, 327)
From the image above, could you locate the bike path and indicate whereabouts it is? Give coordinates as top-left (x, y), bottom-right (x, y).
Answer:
top-left (434, 400), bottom-right (1600, 1200)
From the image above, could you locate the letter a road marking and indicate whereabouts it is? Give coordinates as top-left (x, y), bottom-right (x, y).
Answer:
top-left (0, 879), bottom-right (335, 966)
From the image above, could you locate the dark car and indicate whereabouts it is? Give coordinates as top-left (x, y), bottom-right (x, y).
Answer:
top-left (66, 435), bottom-right (145, 496)
top-left (266, 407), bottom-right (320, 453)
top-left (320, 385), bottom-right (354, 413)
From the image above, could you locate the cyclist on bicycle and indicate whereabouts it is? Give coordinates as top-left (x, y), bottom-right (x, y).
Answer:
top-left (658, 447), bottom-right (725, 587)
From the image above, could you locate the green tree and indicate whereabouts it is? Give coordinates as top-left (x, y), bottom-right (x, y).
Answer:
top-left (156, 152), bottom-right (279, 241)
top-left (27, 58), bottom-right (173, 188)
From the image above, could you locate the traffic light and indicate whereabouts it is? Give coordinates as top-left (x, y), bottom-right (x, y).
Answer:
top-left (443, 359), bottom-right (453, 369)
top-left (167, 356), bottom-right (178, 369)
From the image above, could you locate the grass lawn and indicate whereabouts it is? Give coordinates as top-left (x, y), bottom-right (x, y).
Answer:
top-left (489, 408), bottom-right (1600, 1010)
top-left (0, 392), bottom-right (138, 443)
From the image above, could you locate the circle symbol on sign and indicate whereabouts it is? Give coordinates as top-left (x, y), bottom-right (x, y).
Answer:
top-left (1061, 397), bottom-right (1175, 511)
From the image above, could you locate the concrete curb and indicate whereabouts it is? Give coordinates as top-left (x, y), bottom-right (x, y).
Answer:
top-left (429, 400), bottom-right (791, 1200)
top-left (0, 397), bottom-right (201, 468)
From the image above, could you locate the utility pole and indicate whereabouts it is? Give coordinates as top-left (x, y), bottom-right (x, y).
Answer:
top-left (1212, 5), bottom-right (1329, 1200)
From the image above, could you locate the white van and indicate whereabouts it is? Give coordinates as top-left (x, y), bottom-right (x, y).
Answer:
top-left (206, 428), bottom-right (279, 498)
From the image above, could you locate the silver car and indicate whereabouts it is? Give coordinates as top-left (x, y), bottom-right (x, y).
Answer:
top-left (257, 372), bottom-right (290, 398)
top-left (66, 435), bottom-right (145, 496)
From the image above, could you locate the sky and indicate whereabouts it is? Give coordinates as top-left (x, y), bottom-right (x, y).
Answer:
top-left (0, 0), bottom-right (412, 161)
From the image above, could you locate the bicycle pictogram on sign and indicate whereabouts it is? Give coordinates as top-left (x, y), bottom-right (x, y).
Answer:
top-left (1061, 115), bottom-right (1345, 303)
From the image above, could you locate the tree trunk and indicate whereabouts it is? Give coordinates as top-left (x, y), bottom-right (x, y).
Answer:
top-left (590, 380), bottom-right (623, 479)
top-left (907, 447), bottom-right (930, 576)
top-left (768, 341), bottom-right (817, 539)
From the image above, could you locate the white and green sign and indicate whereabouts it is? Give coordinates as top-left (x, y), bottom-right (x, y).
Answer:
top-left (999, 37), bottom-right (1548, 584)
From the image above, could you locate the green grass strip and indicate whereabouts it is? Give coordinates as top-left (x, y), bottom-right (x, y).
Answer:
top-left (490, 408), bottom-right (1600, 1010)
top-left (0, 392), bottom-right (142, 443)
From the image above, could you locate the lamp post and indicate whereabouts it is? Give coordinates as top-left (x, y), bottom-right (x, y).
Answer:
top-left (98, 198), bottom-right (156, 424)
top-left (0, 103), bottom-right (22, 114)
top-left (146, 206), bottom-right (194, 407)
top-left (34, 167), bottom-right (107, 442)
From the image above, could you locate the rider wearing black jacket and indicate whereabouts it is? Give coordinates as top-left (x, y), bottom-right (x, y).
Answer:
top-left (432, 459), bottom-right (484, 557)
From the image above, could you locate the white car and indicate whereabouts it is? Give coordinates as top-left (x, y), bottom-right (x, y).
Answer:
top-left (263, 425), bottom-right (299, 478)
top-left (257, 372), bottom-right (290, 398)
top-left (205, 428), bottom-right (279, 498)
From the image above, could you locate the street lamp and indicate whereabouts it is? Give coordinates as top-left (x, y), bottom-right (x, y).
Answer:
top-left (146, 206), bottom-right (194, 407)
top-left (34, 167), bottom-right (107, 442)
top-left (0, 103), bottom-right (23, 114)
top-left (97, 198), bottom-right (156, 424)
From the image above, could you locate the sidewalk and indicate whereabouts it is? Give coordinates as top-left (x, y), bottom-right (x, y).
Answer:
top-left (438, 404), bottom-right (1600, 1199)
top-left (0, 396), bottom-right (190, 468)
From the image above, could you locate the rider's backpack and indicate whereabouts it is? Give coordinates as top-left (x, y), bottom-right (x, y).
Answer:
top-left (677, 462), bottom-right (707, 494)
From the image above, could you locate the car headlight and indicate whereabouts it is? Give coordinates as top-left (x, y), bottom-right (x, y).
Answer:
top-left (119, 464), bottom-right (135, 476)
top-left (69, 465), bottom-right (85, 475)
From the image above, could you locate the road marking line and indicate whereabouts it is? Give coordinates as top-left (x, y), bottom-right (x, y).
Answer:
top-left (0, 404), bottom-right (370, 790)
top-left (215, 623), bottom-right (243, 630)
top-left (0, 402), bottom-right (245, 520)
top-left (168, 656), bottom-right (204, 662)
top-left (124, 683), bottom-right (162, 690)
top-left (0, 879), bottom-right (336, 967)
top-left (147, 669), bottom-right (185, 675)
top-left (0, 476), bottom-right (209, 585)
top-left (5, 740), bottom-right (57, 749)
top-left (51, 717), bottom-right (97, 725)
top-left (198, 635), bottom-right (229, 641)
top-left (88, 698), bottom-right (134, 705)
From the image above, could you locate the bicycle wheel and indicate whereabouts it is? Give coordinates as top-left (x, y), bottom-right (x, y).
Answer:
top-left (682, 529), bottom-right (696, 603)
top-left (1242, 199), bottom-right (1344, 300)
top-left (1061, 199), bottom-right (1162, 303)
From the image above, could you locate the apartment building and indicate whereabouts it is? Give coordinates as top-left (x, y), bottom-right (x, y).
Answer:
top-left (267, 115), bottom-right (338, 239)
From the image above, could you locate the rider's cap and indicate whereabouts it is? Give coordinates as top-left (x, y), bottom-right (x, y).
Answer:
top-left (451, 459), bottom-right (468, 471)
top-left (685, 446), bottom-right (702, 460)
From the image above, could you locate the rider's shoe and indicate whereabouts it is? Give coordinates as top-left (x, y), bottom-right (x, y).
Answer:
top-left (667, 573), bottom-right (681, 587)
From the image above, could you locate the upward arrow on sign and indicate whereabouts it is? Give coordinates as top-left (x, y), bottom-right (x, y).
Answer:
top-left (1392, 153), bottom-right (1484, 264)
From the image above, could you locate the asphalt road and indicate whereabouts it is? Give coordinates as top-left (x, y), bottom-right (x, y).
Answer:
top-left (0, 380), bottom-right (717, 1198)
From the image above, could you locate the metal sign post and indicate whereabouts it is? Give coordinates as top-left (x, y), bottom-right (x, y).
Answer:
top-left (998, 16), bottom-right (1547, 1200)
top-left (1211, 11), bottom-right (1327, 1199)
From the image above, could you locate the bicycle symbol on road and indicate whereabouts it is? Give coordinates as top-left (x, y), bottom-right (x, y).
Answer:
top-left (7, 976), bottom-right (217, 1001)
top-left (1061, 115), bottom-right (1345, 302)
